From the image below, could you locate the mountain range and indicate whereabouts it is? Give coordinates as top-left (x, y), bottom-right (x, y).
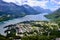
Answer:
top-left (0, 0), bottom-right (40, 16)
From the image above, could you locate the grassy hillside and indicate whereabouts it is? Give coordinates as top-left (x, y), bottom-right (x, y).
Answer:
top-left (45, 8), bottom-right (60, 21)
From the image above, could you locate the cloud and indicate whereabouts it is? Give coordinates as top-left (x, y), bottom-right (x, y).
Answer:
top-left (51, 0), bottom-right (60, 5)
top-left (34, 0), bottom-right (49, 1)
top-left (3, 0), bottom-right (16, 3)
top-left (46, 0), bottom-right (60, 11)
top-left (3, 0), bottom-right (28, 6)
top-left (27, 0), bottom-right (48, 8)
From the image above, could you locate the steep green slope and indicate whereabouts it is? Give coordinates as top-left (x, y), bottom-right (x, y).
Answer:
top-left (45, 8), bottom-right (60, 21)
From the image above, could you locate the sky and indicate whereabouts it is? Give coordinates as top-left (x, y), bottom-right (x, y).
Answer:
top-left (2, 0), bottom-right (60, 11)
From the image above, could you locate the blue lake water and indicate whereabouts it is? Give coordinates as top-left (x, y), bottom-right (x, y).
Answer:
top-left (0, 13), bottom-right (49, 35)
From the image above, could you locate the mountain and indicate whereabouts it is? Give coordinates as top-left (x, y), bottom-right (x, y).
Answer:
top-left (0, 0), bottom-right (40, 16)
top-left (21, 5), bottom-right (40, 15)
top-left (33, 6), bottom-right (52, 13)
top-left (45, 8), bottom-right (60, 21)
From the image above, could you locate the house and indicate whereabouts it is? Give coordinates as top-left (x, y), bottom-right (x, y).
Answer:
top-left (15, 23), bottom-right (32, 37)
